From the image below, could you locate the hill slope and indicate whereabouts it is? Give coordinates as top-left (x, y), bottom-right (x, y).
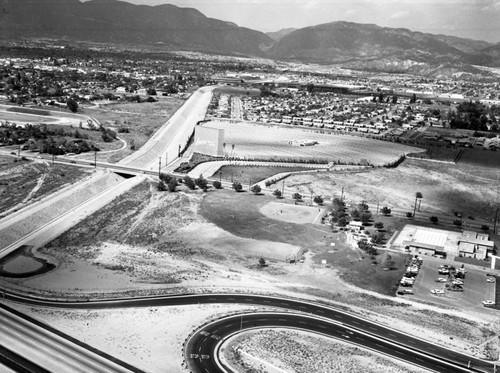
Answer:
top-left (266, 21), bottom-right (498, 74)
top-left (0, 0), bottom-right (273, 55)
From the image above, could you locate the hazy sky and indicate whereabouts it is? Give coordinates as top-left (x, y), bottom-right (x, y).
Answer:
top-left (95, 0), bottom-right (500, 42)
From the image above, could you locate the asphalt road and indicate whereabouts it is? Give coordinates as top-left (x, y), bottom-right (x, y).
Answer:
top-left (2, 291), bottom-right (495, 373)
top-left (186, 312), bottom-right (480, 373)
top-left (0, 344), bottom-right (50, 373)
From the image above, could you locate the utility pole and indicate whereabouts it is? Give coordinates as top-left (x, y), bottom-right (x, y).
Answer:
top-left (94, 150), bottom-right (97, 168)
top-left (158, 157), bottom-right (161, 178)
top-left (282, 179), bottom-right (285, 198)
top-left (341, 186), bottom-right (344, 201)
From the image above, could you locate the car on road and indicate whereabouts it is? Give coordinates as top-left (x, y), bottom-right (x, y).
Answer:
top-left (435, 277), bottom-right (447, 283)
top-left (431, 289), bottom-right (444, 294)
top-left (482, 300), bottom-right (495, 306)
top-left (487, 277), bottom-right (495, 283)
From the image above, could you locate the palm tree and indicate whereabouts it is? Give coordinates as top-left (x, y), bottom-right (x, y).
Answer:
top-left (414, 192), bottom-right (423, 218)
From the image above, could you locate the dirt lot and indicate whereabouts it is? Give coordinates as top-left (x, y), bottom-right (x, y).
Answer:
top-left (223, 329), bottom-right (428, 373)
top-left (0, 155), bottom-right (90, 216)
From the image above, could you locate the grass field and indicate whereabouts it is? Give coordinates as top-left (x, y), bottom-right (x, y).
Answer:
top-left (201, 190), bottom-right (411, 294)
top-left (207, 121), bottom-right (421, 166)
top-left (213, 165), bottom-right (320, 184)
top-left (458, 148), bottom-right (500, 169)
top-left (408, 146), bottom-right (461, 162)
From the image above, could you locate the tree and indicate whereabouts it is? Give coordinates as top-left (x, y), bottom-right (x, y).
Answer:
top-left (481, 224), bottom-right (490, 232)
top-left (392, 95), bottom-right (398, 104)
top-left (292, 192), bottom-right (302, 201)
top-left (374, 221), bottom-right (384, 230)
top-left (360, 211), bottom-right (372, 224)
top-left (184, 176), bottom-right (196, 190)
top-left (273, 189), bottom-right (282, 198)
top-left (410, 93), bottom-right (417, 104)
top-left (313, 195), bottom-right (324, 205)
top-left (212, 180), bottom-right (222, 189)
top-left (259, 257), bottom-right (267, 267)
top-left (251, 184), bottom-right (261, 194)
top-left (430, 216), bottom-right (439, 224)
top-left (167, 178), bottom-right (178, 192)
top-left (406, 212), bottom-right (413, 219)
top-left (157, 180), bottom-right (167, 191)
top-left (195, 175), bottom-right (208, 190)
top-left (358, 238), bottom-right (377, 255)
top-left (232, 181), bottom-right (243, 192)
top-left (358, 202), bottom-right (369, 211)
top-left (351, 209), bottom-right (361, 221)
top-left (337, 217), bottom-right (349, 227)
top-left (372, 232), bottom-right (385, 245)
top-left (380, 206), bottom-right (391, 216)
top-left (66, 97), bottom-right (78, 112)
top-left (453, 219), bottom-right (462, 227)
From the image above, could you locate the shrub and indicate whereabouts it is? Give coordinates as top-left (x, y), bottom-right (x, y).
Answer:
top-left (251, 184), bottom-right (262, 194)
top-left (313, 195), bottom-right (324, 205)
top-left (232, 181), bottom-right (243, 192)
top-left (273, 189), bottom-right (282, 198)
top-left (212, 180), bottom-right (222, 189)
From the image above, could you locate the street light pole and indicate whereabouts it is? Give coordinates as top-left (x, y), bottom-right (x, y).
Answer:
top-left (158, 157), bottom-right (161, 178)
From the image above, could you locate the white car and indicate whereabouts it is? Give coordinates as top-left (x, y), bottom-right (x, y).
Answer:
top-left (452, 279), bottom-right (464, 285)
top-left (482, 300), bottom-right (495, 306)
top-left (435, 277), bottom-right (447, 283)
top-left (431, 289), bottom-right (444, 294)
top-left (487, 277), bottom-right (495, 283)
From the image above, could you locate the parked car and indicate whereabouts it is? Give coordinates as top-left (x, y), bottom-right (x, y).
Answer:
top-left (452, 279), bottom-right (464, 285)
top-left (398, 289), bottom-right (414, 295)
top-left (431, 289), bottom-right (444, 294)
top-left (435, 277), bottom-right (447, 283)
top-left (482, 300), bottom-right (495, 306)
top-left (487, 277), bottom-right (495, 283)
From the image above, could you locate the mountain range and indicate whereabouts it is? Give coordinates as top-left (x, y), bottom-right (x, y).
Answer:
top-left (1, 0), bottom-right (499, 76)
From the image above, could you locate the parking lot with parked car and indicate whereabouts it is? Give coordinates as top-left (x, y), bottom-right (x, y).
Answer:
top-left (397, 256), bottom-right (497, 311)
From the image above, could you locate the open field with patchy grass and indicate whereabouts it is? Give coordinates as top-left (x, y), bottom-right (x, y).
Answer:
top-left (0, 155), bottom-right (90, 216)
top-left (207, 121), bottom-right (421, 166)
top-left (79, 97), bottom-right (185, 163)
top-left (223, 329), bottom-right (428, 373)
top-left (285, 158), bottom-right (498, 220)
